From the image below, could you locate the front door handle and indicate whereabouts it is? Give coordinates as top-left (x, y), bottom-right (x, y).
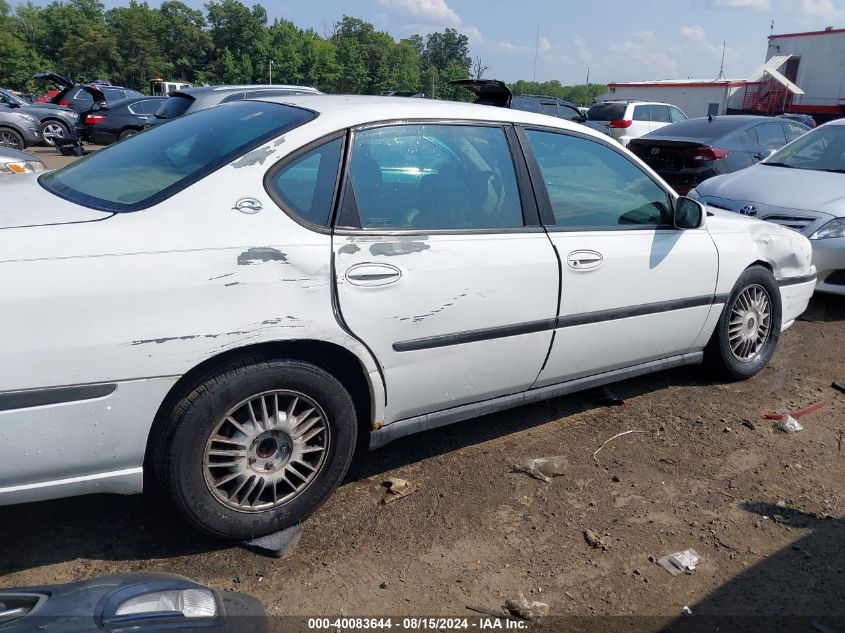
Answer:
top-left (567, 250), bottom-right (604, 270)
top-left (345, 262), bottom-right (402, 287)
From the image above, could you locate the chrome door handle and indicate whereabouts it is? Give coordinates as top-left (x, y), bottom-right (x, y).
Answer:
top-left (567, 250), bottom-right (604, 270)
top-left (345, 263), bottom-right (402, 287)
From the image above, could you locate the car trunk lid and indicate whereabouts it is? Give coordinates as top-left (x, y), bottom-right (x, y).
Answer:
top-left (0, 175), bottom-right (113, 229)
top-left (449, 79), bottom-right (512, 107)
top-left (33, 71), bottom-right (75, 89)
top-left (629, 138), bottom-right (720, 171)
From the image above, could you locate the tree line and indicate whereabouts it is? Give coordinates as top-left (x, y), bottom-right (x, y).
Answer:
top-left (0, 0), bottom-right (604, 104)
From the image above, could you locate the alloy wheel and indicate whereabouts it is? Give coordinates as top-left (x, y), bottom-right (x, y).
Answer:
top-left (42, 122), bottom-right (66, 146)
top-left (728, 284), bottom-right (772, 362)
top-left (203, 390), bottom-right (330, 512)
top-left (0, 130), bottom-right (22, 150)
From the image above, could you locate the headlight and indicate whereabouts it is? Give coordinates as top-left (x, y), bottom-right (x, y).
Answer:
top-left (0, 160), bottom-right (46, 174)
top-left (114, 588), bottom-right (217, 618)
top-left (809, 218), bottom-right (845, 240)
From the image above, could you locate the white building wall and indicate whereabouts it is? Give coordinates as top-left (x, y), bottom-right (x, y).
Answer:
top-left (599, 84), bottom-right (741, 118)
top-left (767, 31), bottom-right (845, 108)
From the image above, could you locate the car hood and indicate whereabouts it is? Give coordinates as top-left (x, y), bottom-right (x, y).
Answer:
top-left (0, 175), bottom-right (112, 229)
top-left (696, 163), bottom-right (845, 217)
top-left (450, 79), bottom-right (512, 107)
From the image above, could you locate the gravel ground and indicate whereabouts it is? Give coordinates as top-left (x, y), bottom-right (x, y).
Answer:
top-left (1, 258), bottom-right (843, 628)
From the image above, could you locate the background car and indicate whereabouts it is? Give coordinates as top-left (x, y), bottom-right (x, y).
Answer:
top-left (80, 96), bottom-right (165, 145)
top-left (451, 79), bottom-right (587, 123)
top-left (629, 115), bottom-right (810, 194)
top-left (144, 83), bottom-right (322, 129)
top-left (33, 72), bottom-right (144, 113)
top-left (0, 96), bottom-right (814, 541)
top-left (0, 86), bottom-right (79, 146)
top-left (778, 113), bottom-right (816, 128)
top-left (692, 119), bottom-right (845, 296)
top-left (586, 100), bottom-right (687, 146)
top-left (0, 146), bottom-right (46, 175)
top-left (0, 107), bottom-right (43, 149)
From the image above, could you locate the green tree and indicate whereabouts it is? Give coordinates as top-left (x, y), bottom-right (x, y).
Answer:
top-left (157, 1), bottom-right (212, 82)
top-left (106, 1), bottom-right (167, 89)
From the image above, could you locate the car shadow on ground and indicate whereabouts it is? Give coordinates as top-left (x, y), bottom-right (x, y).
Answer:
top-left (799, 293), bottom-right (845, 323)
top-left (657, 502), bottom-right (845, 633)
top-left (0, 364), bottom-right (716, 573)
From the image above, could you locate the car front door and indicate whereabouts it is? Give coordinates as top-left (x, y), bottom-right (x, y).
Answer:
top-left (518, 127), bottom-right (719, 386)
top-left (332, 122), bottom-right (560, 423)
top-left (745, 122), bottom-right (788, 161)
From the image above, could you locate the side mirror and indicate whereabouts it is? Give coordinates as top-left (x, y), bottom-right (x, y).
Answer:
top-left (674, 196), bottom-right (705, 229)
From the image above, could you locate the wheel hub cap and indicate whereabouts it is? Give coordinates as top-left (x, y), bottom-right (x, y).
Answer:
top-left (728, 284), bottom-right (772, 362)
top-left (203, 390), bottom-right (330, 513)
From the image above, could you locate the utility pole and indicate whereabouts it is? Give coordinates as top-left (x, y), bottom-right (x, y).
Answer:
top-left (269, 60), bottom-right (274, 84)
top-left (532, 22), bottom-right (540, 82)
top-left (585, 66), bottom-right (590, 106)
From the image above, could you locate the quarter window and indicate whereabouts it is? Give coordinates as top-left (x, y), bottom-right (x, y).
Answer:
top-left (347, 124), bottom-right (524, 230)
top-left (524, 129), bottom-right (672, 229)
top-left (633, 105), bottom-right (649, 121)
top-left (669, 106), bottom-right (687, 123)
top-left (267, 137), bottom-right (343, 227)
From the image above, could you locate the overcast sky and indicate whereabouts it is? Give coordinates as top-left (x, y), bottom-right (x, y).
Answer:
top-left (82, 0), bottom-right (845, 83)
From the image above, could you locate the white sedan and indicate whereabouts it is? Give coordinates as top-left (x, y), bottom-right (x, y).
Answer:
top-left (0, 96), bottom-right (816, 540)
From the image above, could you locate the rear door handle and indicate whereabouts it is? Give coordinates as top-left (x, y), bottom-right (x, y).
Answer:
top-left (345, 263), bottom-right (402, 287)
top-left (567, 250), bottom-right (604, 270)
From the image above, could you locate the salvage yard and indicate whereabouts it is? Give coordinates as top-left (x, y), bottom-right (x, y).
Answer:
top-left (1, 296), bottom-right (843, 624)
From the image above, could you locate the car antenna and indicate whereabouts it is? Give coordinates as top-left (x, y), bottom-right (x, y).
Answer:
top-left (708, 113), bottom-right (713, 122)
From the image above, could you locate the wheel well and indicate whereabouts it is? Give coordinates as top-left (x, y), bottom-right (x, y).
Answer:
top-left (42, 117), bottom-right (68, 128)
top-left (143, 340), bottom-right (373, 478)
top-left (749, 259), bottom-right (773, 273)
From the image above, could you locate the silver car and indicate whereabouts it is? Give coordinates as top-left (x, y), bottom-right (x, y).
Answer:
top-left (0, 107), bottom-right (43, 150)
top-left (0, 146), bottom-right (46, 174)
top-left (693, 118), bottom-right (845, 295)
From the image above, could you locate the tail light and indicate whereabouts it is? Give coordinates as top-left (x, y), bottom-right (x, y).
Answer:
top-left (85, 114), bottom-right (106, 124)
top-left (691, 147), bottom-right (730, 161)
top-left (609, 119), bottom-right (633, 128)
top-left (58, 99), bottom-right (71, 106)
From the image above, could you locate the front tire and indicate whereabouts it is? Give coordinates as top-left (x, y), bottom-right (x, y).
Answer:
top-left (0, 127), bottom-right (24, 150)
top-left (154, 357), bottom-right (357, 540)
top-left (705, 266), bottom-right (781, 380)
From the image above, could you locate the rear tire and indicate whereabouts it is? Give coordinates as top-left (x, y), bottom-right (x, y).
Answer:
top-left (704, 266), bottom-right (781, 380)
top-left (0, 127), bottom-right (24, 150)
top-left (153, 357), bottom-right (357, 540)
top-left (41, 120), bottom-right (70, 147)
top-left (118, 128), bottom-right (139, 141)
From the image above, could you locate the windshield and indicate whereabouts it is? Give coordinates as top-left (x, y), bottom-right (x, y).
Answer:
top-left (0, 89), bottom-right (26, 106)
top-left (154, 94), bottom-right (194, 119)
top-left (587, 103), bottom-right (626, 121)
top-left (40, 101), bottom-right (317, 212)
top-left (765, 124), bottom-right (845, 171)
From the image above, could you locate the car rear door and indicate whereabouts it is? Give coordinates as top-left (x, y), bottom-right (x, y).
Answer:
top-left (517, 126), bottom-right (718, 385)
top-left (650, 105), bottom-right (673, 133)
top-left (744, 121), bottom-right (788, 161)
top-left (331, 122), bottom-right (559, 423)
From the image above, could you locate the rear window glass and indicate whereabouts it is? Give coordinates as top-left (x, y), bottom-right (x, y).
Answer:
top-left (587, 103), bottom-right (626, 121)
top-left (154, 94), bottom-right (194, 119)
top-left (40, 101), bottom-right (317, 212)
top-left (646, 117), bottom-right (747, 142)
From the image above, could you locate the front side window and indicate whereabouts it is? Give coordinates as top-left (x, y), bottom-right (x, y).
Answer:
top-left (266, 137), bottom-right (343, 227)
top-left (524, 129), bottom-right (672, 229)
top-left (347, 124), bottom-right (524, 230)
top-left (632, 105), bottom-right (650, 121)
top-left (40, 101), bottom-right (317, 212)
top-left (784, 122), bottom-right (809, 142)
top-left (651, 105), bottom-right (671, 123)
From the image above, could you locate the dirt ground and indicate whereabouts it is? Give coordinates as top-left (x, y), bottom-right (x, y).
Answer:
top-left (1, 287), bottom-right (843, 629)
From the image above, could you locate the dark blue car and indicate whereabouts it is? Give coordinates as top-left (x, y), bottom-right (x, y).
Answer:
top-left (79, 96), bottom-right (165, 145)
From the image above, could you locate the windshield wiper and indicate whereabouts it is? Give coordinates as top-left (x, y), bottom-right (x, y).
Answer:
top-left (818, 168), bottom-right (845, 173)
top-left (761, 162), bottom-right (794, 168)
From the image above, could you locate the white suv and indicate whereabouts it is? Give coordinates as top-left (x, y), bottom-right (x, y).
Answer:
top-left (587, 100), bottom-right (687, 146)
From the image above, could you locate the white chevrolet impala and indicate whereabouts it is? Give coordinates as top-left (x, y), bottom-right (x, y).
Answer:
top-left (0, 96), bottom-right (816, 539)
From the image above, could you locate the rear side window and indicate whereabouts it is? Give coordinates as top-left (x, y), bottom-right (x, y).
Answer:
top-left (669, 106), bottom-right (687, 123)
top-left (587, 103), bottom-right (626, 121)
top-left (540, 102), bottom-right (559, 117)
top-left (633, 105), bottom-right (650, 121)
top-left (524, 129), bottom-right (672, 229)
top-left (346, 124), bottom-right (524, 230)
top-left (71, 88), bottom-right (94, 103)
top-left (651, 105), bottom-right (671, 123)
top-left (101, 87), bottom-right (125, 101)
top-left (154, 95), bottom-right (194, 119)
top-left (511, 97), bottom-right (541, 114)
top-left (40, 101), bottom-right (317, 212)
top-left (266, 137), bottom-right (343, 227)
top-left (129, 100), bottom-right (160, 115)
top-left (784, 122), bottom-right (809, 142)
top-left (753, 122), bottom-right (787, 149)
top-left (560, 104), bottom-right (584, 121)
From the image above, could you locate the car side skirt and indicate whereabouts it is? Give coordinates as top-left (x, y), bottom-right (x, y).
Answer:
top-left (369, 351), bottom-right (703, 450)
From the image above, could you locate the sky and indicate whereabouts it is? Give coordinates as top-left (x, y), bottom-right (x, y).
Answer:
top-left (68, 0), bottom-right (845, 84)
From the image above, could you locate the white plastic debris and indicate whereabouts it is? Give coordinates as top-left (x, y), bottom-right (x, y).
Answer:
top-left (513, 456), bottom-right (568, 482)
top-left (380, 477), bottom-right (417, 504)
top-left (504, 592), bottom-right (549, 620)
top-left (657, 549), bottom-right (701, 576)
top-left (777, 415), bottom-right (804, 434)
top-left (682, 605), bottom-right (693, 615)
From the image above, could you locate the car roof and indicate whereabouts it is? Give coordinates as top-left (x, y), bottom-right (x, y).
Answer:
top-left (179, 84), bottom-right (321, 97)
top-left (255, 94), bottom-right (604, 138)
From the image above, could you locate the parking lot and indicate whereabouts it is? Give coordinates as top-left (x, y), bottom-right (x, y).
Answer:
top-left (1, 290), bottom-right (842, 622)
